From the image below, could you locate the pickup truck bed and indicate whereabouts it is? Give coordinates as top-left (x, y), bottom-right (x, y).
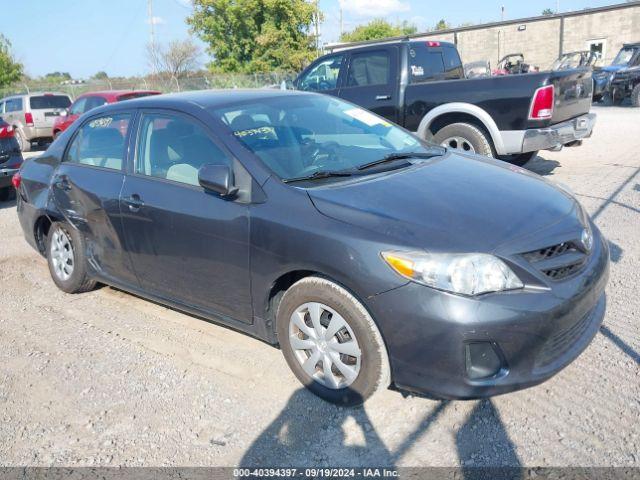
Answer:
top-left (295, 40), bottom-right (596, 164)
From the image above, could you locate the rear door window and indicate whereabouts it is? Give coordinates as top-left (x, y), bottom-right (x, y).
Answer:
top-left (65, 113), bottom-right (131, 170)
top-left (29, 95), bottom-right (71, 110)
top-left (442, 47), bottom-right (464, 79)
top-left (346, 51), bottom-right (391, 87)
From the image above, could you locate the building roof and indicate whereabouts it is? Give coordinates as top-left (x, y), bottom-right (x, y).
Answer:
top-left (325, 1), bottom-right (640, 52)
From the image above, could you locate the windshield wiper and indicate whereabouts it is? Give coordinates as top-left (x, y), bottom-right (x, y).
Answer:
top-left (283, 170), bottom-right (354, 184)
top-left (357, 149), bottom-right (445, 171)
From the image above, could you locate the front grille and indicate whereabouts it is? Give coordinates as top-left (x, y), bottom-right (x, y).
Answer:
top-left (522, 241), bottom-right (587, 281)
top-left (534, 308), bottom-right (593, 370)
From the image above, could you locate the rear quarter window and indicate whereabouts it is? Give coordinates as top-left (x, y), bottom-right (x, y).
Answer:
top-left (29, 95), bottom-right (71, 110)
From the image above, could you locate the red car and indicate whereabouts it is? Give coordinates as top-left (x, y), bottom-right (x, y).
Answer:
top-left (52, 90), bottom-right (161, 138)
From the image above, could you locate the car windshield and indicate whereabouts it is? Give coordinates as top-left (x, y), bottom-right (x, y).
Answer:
top-left (211, 95), bottom-right (435, 182)
top-left (612, 47), bottom-right (636, 66)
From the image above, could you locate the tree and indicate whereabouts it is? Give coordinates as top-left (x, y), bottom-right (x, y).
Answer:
top-left (541, 8), bottom-right (555, 15)
top-left (187, 0), bottom-right (316, 73)
top-left (434, 19), bottom-right (450, 30)
top-left (147, 39), bottom-right (201, 79)
top-left (340, 19), bottom-right (417, 43)
top-left (0, 35), bottom-right (23, 88)
top-left (92, 71), bottom-right (109, 80)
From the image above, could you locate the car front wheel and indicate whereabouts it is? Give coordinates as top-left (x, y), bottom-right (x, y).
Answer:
top-left (277, 276), bottom-right (390, 405)
top-left (46, 222), bottom-right (96, 294)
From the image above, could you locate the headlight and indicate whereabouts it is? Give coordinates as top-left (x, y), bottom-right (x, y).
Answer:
top-left (382, 251), bottom-right (523, 296)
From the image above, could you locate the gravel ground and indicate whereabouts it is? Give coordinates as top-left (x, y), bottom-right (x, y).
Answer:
top-left (0, 105), bottom-right (638, 468)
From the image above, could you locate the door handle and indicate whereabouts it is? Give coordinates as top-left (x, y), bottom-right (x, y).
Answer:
top-left (375, 95), bottom-right (391, 101)
top-left (123, 194), bottom-right (144, 212)
top-left (54, 176), bottom-right (71, 191)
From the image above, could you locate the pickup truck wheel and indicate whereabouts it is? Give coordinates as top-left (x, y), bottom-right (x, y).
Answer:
top-left (46, 222), bottom-right (97, 294)
top-left (631, 85), bottom-right (640, 108)
top-left (432, 123), bottom-right (493, 157)
top-left (277, 276), bottom-right (390, 406)
top-left (497, 151), bottom-right (538, 167)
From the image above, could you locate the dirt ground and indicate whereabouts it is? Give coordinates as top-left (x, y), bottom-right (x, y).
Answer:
top-left (0, 104), bottom-right (638, 467)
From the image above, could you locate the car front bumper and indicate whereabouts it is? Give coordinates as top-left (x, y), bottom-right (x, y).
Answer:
top-left (522, 113), bottom-right (597, 153)
top-left (366, 227), bottom-right (609, 399)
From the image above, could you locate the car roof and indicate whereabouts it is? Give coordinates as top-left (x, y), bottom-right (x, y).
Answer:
top-left (89, 89), bottom-right (312, 114)
top-left (77, 90), bottom-right (161, 101)
top-left (1, 91), bottom-right (70, 101)
top-left (623, 42), bottom-right (640, 48)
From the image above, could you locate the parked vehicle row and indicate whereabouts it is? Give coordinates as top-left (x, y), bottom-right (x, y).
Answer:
top-left (14, 90), bottom-right (609, 405)
top-left (52, 90), bottom-right (160, 138)
top-left (295, 40), bottom-right (596, 166)
top-left (0, 90), bottom-right (160, 152)
top-left (0, 117), bottom-right (23, 201)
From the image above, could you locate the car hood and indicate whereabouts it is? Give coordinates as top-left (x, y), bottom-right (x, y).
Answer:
top-left (308, 153), bottom-right (578, 253)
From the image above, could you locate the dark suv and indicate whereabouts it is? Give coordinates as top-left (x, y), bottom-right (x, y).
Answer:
top-left (15, 90), bottom-right (609, 405)
top-left (608, 42), bottom-right (640, 106)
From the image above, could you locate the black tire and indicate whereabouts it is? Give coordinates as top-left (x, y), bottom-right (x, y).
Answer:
top-left (432, 122), bottom-right (493, 156)
top-left (15, 129), bottom-right (31, 152)
top-left (609, 88), bottom-right (624, 106)
top-left (46, 222), bottom-right (96, 294)
top-left (497, 150), bottom-right (538, 167)
top-left (592, 94), bottom-right (603, 103)
top-left (631, 84), bottom-right (640, 108)
top-left (276, 276), bottom-right (390, 406)
top-left (0, 187), bottom-right (12, 202)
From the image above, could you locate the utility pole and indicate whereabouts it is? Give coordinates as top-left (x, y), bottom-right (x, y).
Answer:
top-left (314, 0), bottom-right (320, 55)
top-left (339, 7), bottom-right (343, 39)
top-left (148, 0), bottom-right (156, 74)
top-left (148, 0), bottom-right (156, 48)
top-left (556, 0), bottom-right (560, 13)
top-left (501, 5), bottom-right (505, 21)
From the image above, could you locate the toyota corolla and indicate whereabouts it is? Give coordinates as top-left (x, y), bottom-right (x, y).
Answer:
top-left (14, 90), bottom-right (609, 405)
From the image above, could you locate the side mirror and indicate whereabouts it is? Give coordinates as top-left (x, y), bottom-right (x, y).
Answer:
top-left (198, 164), bottom-right (238, 197)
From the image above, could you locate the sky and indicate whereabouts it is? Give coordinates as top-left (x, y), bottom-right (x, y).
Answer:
top-left (1, 0), bottom-right (621, 79)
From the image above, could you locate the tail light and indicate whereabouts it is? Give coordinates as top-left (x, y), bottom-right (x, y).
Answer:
top-left (11, 172), bottom-right (21, 190)
top-left (25, 112), bottom-right (34, 126)
top-left (529, 85), bottom-right (555, 120)
top-left (427, 41), bottom-right (441, 47)
top-left (0, 124), bottom-right (13, 138)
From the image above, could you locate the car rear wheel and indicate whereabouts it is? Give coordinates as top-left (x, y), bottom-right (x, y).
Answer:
top-left (277, 276), bottom-right (390, 406)
top-left (432, 122), bottom-right (493, 156)
top-left (15, 129), bottom-right (31, 152)
top-left (46, 222), bottom-right (96, 294)
top-left (631, 85), bottom-right (640, 108)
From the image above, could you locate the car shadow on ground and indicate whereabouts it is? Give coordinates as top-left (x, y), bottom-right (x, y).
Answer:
top-left (600, 325), bottom-right (640, 366)
top-left (240, 389), bottom-right (521, 472)
top-left (0, 194), bottom-right (16, 210)
top-left (523, 154), bottom-right (560, 176)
